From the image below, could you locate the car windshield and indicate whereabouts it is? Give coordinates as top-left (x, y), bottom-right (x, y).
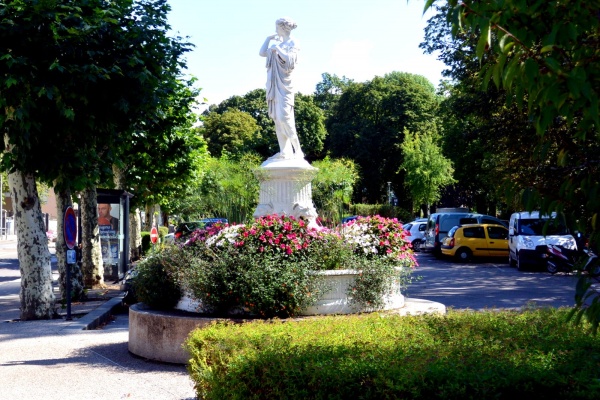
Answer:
top-left (517, 219), bottom-right (568, 235)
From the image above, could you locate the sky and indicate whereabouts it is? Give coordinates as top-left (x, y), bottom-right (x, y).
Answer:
top-left (166, 0), bottom-right (446, 109)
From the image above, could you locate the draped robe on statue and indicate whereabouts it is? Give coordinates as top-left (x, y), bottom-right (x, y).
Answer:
top-left (265, 40), bottom-right (303, 159)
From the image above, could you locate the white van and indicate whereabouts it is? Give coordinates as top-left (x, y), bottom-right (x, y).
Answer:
top-left (508, 211), bottom-right (577, 270)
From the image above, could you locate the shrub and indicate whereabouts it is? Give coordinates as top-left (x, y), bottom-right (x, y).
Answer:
top-left (180, 216), bottom-right (334, 318)
top-left (351, 203), bottom-right (413, 222)
top-left (140, 231), bottom-right (151, 255)
top-left (158, 225), bottom-right (169, 239)
top-left (134, 215), bottom-right (416, 316)
top-left (133, 245), bottom-right (184, 310)
top-left (186, 308), bottom-right (600, 400)
top-left (177, 215), bottom-right (416, 317)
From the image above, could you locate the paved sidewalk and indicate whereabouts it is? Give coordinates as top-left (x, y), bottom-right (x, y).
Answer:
top-left (0, 238), bottom-right (197, 400)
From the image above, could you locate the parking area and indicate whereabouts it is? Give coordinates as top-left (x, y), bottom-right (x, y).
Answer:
top-left (406, 252), bottom-right (580, 311)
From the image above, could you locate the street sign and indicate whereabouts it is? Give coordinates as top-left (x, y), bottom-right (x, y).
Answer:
top-left (66, 249), bottom-right (76, 264)
top-left (64, 206), bottom-right (77, 250)
top-left (150, 226), bottom-right (159, 244)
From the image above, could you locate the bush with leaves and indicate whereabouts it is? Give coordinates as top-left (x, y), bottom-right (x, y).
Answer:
top-left (176, 214), bottom-right (416, 317)
top-left (133, 245), bottom-right (185, 310)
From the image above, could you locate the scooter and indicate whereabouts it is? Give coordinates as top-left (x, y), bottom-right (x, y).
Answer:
top-left (545, 244), bottom-right (599, 275)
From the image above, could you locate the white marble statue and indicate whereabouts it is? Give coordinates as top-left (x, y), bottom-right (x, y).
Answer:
top-left (259, 17), bottom-right (304, 160)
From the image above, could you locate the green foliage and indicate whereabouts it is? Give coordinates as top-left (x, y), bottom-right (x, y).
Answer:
top-left (205, 88), bottom-right (327, 160)
top-left (311, 157), bottom-right (359, 227)
top-left (133, 246), bottom-right (183, 310)
top-left (425, 0), bottom-right (600, 332)
top-left (158, 226), bottom-right (169, 239)
top-left (400, 130), bottom-right (456, 213)
top-left (201, 109), bottom-right (261, 158)
top-left (186, 308), bottom-right (600, 399)
top-left (293, 93), bottom-right (327, 160)
top-left (140, 232), bottom-right (152, 255)
top-left (325, 72), bottom-right (440, 205)
top-left (179, 216), bottom-right (334, 318)
top-left (138, 215), bottom-right (415, 317)
top-left (0, 0), bottom-right (193, 192)
top-left (189, 154), bottom-right (261, 223)
top-left (350, 204), bottom-right (413, 222)
top-left (122, 79), bottom-right (208, 214)
top-left (313, 72), bottom-right (355, 118)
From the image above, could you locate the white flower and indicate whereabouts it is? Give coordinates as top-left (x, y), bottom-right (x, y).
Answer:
top-left (206, 225), bottom-right (244, 247)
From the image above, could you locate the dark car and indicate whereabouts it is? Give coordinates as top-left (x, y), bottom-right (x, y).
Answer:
top-left (174, 218), bottom-right (228, 240)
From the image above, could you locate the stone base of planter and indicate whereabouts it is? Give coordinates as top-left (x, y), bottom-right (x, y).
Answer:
top-left (300, 269), bottom-right (405, 315)
top-left (129, 298), bottom-right (446, 365)
top-left (128, 304), bottom-right (238, 364)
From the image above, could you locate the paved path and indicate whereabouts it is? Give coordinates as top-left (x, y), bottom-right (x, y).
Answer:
top-left (0, 238), bottom-right (197, 400)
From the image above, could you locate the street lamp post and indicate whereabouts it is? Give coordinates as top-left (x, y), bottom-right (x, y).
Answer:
top-left (387, 182), bottom-right (391, 205)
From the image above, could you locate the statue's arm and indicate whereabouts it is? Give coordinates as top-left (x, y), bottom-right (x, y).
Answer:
top-left (259, 34), bottom-right (278, 57)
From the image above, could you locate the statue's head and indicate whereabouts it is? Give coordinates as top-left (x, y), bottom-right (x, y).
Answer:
top-left (276, 17), bottom-right (297, 33)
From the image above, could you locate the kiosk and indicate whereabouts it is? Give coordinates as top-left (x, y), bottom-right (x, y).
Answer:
top-left (95, 189), bottom-right (133, 280)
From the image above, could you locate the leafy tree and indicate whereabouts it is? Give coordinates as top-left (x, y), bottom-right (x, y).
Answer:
top-left (293, 93), bottom-right (327, 160)
top-left (201, 109), bottom-right (261, 158)
top-left (205, 89), bottom-right (327, 160)
top-left (313, 72), bottom-right (354, 118)
top-left (400, 130), bottom-right (455, 216)
top-left (0, 0), bottom-right (192, 319)
top-left (178, 154), bottom-right (261, 224)
top-left (326, 72), bottom-right (440, 205)
top-left (425, 0), bottom-right (600, 331)
top-left (311, 157), bottom-right (359, 226)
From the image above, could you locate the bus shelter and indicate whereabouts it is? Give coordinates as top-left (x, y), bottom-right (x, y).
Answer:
top-left (95, 189), bottom-right (133, 279)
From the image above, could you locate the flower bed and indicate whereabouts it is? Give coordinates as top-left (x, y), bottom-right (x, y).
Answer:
top-left (133, 215), bottom-right (417, 318)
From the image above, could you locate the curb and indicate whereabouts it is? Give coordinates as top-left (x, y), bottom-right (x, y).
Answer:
top-left (62, 296), bottom-right (124, 331)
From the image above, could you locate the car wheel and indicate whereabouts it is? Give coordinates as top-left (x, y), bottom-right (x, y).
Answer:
top-left (509, 253), bottom-right (517, 268)
top-left (546, 260), bottom-right (558, 274)
top-left (412, 239), bottom-right (422, 252)
top-left (455, 247), bottom-right (472, 262)
top-left (516, 252), bottom-right (526, 271)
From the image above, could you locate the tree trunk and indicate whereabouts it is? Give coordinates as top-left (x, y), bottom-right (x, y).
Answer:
top-left (80, 187), bottom-right (104, 288)
top-left (55, 188), bottom-right (85, 300)
top-left (130, 208), bottom-right (142, 262)
top-left (8, 170), bottom-right (56, 320)
top-left (144, 204), bottom-right (154, 231)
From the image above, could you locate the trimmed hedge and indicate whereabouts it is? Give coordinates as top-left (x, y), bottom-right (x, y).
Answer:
top-left (186, 308), bottom-right (600, 399)
top-left (351, 204), bottom-right (413, 222)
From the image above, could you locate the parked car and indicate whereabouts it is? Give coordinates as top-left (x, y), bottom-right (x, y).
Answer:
top-left (423, 212), bottom-right (508, 256)
top-left (403, 220), bottom-right (427, 252)
top-left (508, 211), bottom-right (577, 270)
top-left (174, 218), bottom-right (228, 240)
top-left (441, 223), bottom-right (509, 261)
top-left (341, 215), bottom-right (359, 224)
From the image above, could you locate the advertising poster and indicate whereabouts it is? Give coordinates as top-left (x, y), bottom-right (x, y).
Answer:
top-left (98, 203), bottom-right (120, 264)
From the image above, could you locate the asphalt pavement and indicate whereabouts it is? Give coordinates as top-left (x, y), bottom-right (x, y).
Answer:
top-left (0, 237), bottom-right (197, 400)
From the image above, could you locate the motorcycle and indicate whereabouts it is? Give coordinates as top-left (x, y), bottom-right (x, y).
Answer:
top-left (544, 244), bottom-right (599, 276)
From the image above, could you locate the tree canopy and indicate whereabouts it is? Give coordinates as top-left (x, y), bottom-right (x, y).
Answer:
top-left (204, 89), bottom-right (327, 160)
top-left (400, 130), bottom-right (455, 215)
top-left (0, 0), bottom-right (193, 193)
top-left (325, 72), bottom-right (440, 205)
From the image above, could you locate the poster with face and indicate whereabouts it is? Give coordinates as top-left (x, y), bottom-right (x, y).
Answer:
top-left (98, 203), bottom-right (120, 263)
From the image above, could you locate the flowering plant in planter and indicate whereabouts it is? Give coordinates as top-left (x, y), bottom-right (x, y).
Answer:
top-left (336, 215), bottom-right (417, 309)
top-left (175, 214), bottom-right (416, 318)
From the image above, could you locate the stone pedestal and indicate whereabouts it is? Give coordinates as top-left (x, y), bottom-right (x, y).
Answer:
top-left (253, 157), bottom-right (319, 227)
